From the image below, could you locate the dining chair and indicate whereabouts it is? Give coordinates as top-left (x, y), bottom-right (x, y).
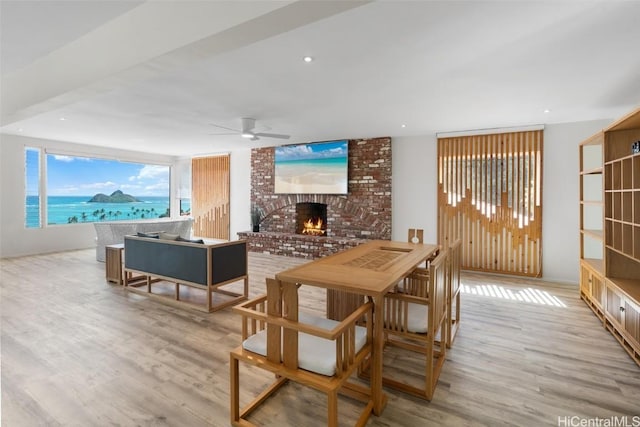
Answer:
top-left (378, 249), bottom-right (448, 400)
top-left (230, 278), bottom-right (375, 427)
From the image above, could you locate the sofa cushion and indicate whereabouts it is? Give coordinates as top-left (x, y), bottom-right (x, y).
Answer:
top-left (137, 232), bottom-right (159, 238)
top-left (159, 232), bottom-right (180, 240)
top-left (177, 236), bottom-right (205, 244)
top-left (242, 311), bottom-right (367, 377)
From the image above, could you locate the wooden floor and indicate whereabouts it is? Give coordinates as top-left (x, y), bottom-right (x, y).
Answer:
top-left (1, 249), bottom-right (639, 426)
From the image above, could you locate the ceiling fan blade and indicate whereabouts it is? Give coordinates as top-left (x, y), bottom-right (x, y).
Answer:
top-left (209, 123), bottom-right (240, 132)
top-left (208, 132), bottom-right (237, 136)
top-left (254, 132), bottom-right (290, 139)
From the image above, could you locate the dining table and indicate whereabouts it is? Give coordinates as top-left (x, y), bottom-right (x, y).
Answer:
top-left (275, 239), bottom-right (439, 416)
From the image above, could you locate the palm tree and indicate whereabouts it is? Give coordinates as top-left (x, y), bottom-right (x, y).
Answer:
top-left (81, 212), bottom-right (88, 222)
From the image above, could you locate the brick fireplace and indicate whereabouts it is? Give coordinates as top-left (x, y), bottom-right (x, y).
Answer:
top-left (238, 137), bottom-right (392, 258)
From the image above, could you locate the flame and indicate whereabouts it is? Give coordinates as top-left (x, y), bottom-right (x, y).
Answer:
top-left (302, 218), bottom-right (325, 236)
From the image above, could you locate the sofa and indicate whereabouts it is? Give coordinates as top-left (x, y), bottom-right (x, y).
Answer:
top-left (123, 234), bottom-right (248, 312)
top-left (94, 218), bottom-right (193, 261)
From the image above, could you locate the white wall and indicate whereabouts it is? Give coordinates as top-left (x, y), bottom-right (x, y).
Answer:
top-left (541, 119), bottom-right (610, 282)
top-left (229, 148), bottom-right (252, 238)
top-left (390, 120), bottom-right (611, 284)
top-left (391, 135), bottom-right (438, 244)
top-left (0, 134), bottom-right (177, 258)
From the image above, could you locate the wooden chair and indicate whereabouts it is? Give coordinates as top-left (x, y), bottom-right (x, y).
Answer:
top-left (446, 239), bottom-right (462, 348)
top-left (230, 278), bottom-right (374, 427)
top-left (408, 228), bottom-right (424, 244)
top-left (378, 250), bottom-right (448, 400)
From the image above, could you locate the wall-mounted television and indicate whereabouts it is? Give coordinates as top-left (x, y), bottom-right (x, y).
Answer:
top-left (274, 140), bottom-right (348, 194)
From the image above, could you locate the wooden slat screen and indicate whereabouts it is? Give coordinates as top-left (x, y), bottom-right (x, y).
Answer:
top-left (437, 130), bottom-right (543, 277)
top-left (192, 155), bottom-right (230, 240)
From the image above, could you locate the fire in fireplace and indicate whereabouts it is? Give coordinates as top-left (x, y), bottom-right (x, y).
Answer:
top-left (296, 203), bottom-right (327, 236)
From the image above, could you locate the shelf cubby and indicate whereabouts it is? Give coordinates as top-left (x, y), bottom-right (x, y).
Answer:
top-left (635, 225), bottom-right (640, 259)
top-left (611, 161), bottom-right (622, 189)
top-left (622, 191), bottom-right (633, 223)
top-left (613, 192), bottom-right (622, 221)
top-left (622, 224), bottom-right (633, 256)
top-left (634, 155), bottom-right (640, 188)
top-left (635, 191), bottom-right (640, 224)
top-left (604, 163), bottom-right (613, 190)
top-left (622, 158), bottom-right (633, 190)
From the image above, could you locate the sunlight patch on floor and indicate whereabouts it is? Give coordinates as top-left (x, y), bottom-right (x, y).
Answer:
top-left (460, 283), bottom-right (567, 307)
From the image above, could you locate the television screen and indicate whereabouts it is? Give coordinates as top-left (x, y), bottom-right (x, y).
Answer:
top-left (274, 140), bottom-right (348, 194)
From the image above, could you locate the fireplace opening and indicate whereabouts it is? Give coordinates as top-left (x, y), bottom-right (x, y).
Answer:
top-left (296, 203), bottom-right (327, 236)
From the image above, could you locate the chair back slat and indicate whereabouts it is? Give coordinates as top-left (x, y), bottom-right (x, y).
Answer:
top-left (428, 251), bottom-right (448, 336)
top-left (266, 278), bottom-right (283, 364)
top-left (281, 281), bottom-right (299, 369)
top-left (449, 239), bottom-right (462, 298)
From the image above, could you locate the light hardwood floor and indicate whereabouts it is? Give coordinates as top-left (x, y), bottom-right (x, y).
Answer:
top-left (1, 249), bottom-right (639, 426)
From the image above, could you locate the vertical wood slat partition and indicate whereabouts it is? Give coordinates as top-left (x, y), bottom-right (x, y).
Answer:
top-left (191, 155), bottom-right (230, 240)
top-left (437, 130), bottom-right (543, 277)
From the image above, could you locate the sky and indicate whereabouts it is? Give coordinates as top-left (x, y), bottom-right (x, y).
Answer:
top-left (26, 149), bottom-right (169, 197)
top-left (275, 140), bottom-right (347, 162)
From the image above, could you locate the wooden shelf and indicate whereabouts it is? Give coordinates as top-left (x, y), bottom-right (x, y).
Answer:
top-left (582, 258), bottom-right (604, 275)
top-left (581, 167), bottom-right (603, 175)
top-left (580, 107), bottom-right (640, 368)
top-left (582, 229), bottom-right (603, 240)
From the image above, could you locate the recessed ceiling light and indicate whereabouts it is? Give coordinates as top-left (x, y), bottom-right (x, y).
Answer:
top-left (18, 128), bottom-right (23, 132)
top-left (401, 124), bottom-right (407, 128)
top-left (59, 117), bottom-right (66, 121)
top-left (303, 56), bottom-right (313, 63)
top-left (543, 109), bottom-right (551, 113)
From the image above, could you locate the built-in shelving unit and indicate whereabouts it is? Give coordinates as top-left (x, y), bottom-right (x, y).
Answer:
top-left (579, 107), bottom-right (640, 366)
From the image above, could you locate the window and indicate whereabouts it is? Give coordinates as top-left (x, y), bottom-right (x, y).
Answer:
top-left (25, 147), bottom-right (41, 228)
top-left (24, 148), bottom-right (171, 226)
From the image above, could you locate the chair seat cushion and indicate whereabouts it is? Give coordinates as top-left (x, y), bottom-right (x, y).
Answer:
top-left (407, 303), bottom-right (429, 333)
top-left (242, 311), bottom-right (367, 376)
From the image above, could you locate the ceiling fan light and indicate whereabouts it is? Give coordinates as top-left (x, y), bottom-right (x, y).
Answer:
top-left (241, 132), bottom-right (254, 138)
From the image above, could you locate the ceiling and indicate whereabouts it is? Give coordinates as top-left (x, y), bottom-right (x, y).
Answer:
top-left (2, 0), bottom-right (639, 157)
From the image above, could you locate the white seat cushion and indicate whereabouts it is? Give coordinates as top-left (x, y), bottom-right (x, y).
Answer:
top-left (407, 303), bottom-right (429, 333)
top-left (242, 311), bottom-right (367, 376)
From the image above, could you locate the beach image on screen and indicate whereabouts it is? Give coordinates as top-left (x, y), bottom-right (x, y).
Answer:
top-left (274, 140), bottom-right (348, 194)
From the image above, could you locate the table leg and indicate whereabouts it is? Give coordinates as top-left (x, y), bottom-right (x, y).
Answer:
top-left (372, 294), bottom-right (387, 415)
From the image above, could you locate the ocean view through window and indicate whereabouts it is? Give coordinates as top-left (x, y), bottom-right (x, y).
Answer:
top-left (25, 148), bottom-right (171, 227)
top-left (25, 147), bottom-right (41, 228)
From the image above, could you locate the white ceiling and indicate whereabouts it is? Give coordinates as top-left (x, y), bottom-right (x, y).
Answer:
top-left (2, 0), bottom-right (639, 157)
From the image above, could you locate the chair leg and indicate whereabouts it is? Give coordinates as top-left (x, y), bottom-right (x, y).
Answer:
top-left (230, 354), bottom-right (240, 425)
top-left (328, 389), bottom-right (338, 427)
top-left (425, 337), bottom-right (435, 400)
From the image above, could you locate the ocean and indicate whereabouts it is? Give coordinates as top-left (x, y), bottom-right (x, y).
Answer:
top-left (25, 195), bottom-right (181, 227)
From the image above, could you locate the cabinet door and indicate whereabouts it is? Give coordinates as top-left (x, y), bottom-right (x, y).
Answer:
top-left (623, 298), bottom-right (640, 348)
top-left (582, 265), bottom-right (604, 308)
top-left (591, 273), bottom-right (605, 308)
top-left (580, 264), bottom-right (591, 297)
top-left (605, 285), bottom-right (623, 328)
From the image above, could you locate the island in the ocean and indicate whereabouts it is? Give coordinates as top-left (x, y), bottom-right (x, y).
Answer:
top-left (88, 190), bottom-right (142, 203)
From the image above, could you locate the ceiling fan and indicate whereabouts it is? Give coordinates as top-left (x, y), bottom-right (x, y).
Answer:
top-left (209, 118), bottom-right (290, 141)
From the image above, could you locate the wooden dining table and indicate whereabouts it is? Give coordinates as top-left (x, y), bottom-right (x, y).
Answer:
top-left (275, 239), bottom-right (439, 416)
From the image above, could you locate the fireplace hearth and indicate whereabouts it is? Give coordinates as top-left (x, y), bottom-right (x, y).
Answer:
top-left (296, 203), bottom-right (327, 236)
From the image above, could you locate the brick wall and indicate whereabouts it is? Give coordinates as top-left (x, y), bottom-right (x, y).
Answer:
top-left (246, 137), bottom-right (392, 257)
